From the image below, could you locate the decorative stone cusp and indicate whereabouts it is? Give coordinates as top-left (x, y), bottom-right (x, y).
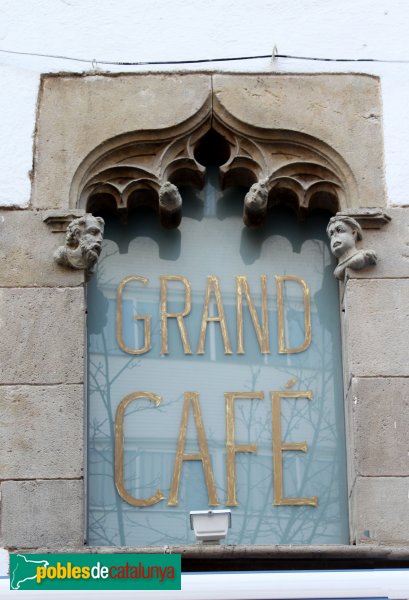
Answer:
top-left (54, 214), bottom-right (104, 278)
top-left (327, 215), bottom-right (377, 280)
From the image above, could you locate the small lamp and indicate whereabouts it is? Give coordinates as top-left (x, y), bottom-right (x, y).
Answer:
top-left (189, 510), bottom-right (232, 544)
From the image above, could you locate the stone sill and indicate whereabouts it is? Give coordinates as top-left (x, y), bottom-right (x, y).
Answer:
top-left (10, 544), bottom-right (409, 561)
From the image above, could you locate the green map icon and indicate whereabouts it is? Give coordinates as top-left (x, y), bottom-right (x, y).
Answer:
top-left (10, 554), bottom-right (49, 590)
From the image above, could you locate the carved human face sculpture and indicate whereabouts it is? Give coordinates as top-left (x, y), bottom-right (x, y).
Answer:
top-left (78, 216), bottom-right (104, 264)
top-left (327, 220), bottom-right (356, 258)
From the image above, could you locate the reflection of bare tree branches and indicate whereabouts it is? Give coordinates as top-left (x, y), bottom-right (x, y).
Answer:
top-left (89, 330), bottom-right (130, 544)
top-left (224, 264), bottom-right (347, 545)
top-left (88, 227), bottom-right (348, 547)
top-left (124, 511), bottom-right (188, 546)
top-left (88, 301), bottom-right (180, 545)
top-left (274, 254), bottom-right (344, 543)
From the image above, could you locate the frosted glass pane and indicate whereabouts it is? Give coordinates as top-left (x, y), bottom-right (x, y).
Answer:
top-left (87, 173), bottom-right (348, 546)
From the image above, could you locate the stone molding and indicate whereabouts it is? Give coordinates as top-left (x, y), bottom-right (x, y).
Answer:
top-left (14, 544), bottom-right (409, 562)
top-left (336, 208), bottom-right (391, 229)
top-left (43, 209), bottom-right (86, 232)
top-left (72, 106), bottom-right (354, 228)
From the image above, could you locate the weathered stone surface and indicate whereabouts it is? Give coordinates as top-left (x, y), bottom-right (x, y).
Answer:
top-left (337, 208), bottom-right (391, 229)
top-left (344, 279), bottom-right (409, 377)
top-left (327, 214), bottom-right (377, 280)
top-left (0, 287), bottom-right (84, 384)
top-left (26, 544), bottom-right (409, 561)
top-left (0, 480), bottom-right (83, 548)
top-left (54, 214), bottom-right (104, 279)
top-left (349, 378), bottom-right (409, 476)
top-left (0, 210), bottom-right (84, 287)
top-left (353, 477), bottom-right (409, 544)
top-left (0, 385), bottom-right (83, 478)
top-left (33, 74), bottom-right (386, 216)
top-left (346, 207), bottom-right (409, 279)
top-left (343, 385), bottom-right (356, 500)
top-left (213, 73), bottom-right (386, 208)
top-left (33, 74), bottom-right (212, 209)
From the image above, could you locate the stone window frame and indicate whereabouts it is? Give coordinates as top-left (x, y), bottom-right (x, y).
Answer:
top-left (3, 72), bottom-right (405, 566)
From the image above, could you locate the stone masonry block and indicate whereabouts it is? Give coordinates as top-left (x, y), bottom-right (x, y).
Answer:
top-left (349, 378), bottom-right (409, 476)
top-left (344, 279), bottom-right (409, 377)
top-left (33, 74), bottom-right (212, 209)
top-left (0, 385), bottom-right (83, 478)
top-left (0, 210), bottom-right (84, 287)
top-left (213, 73), bottom-right (385, 208)
top-left (34, 74), bottom-right (385, 212)
top-left (346, 207), bottom-right (409, 279)
top-left (353, 477), bottom-right (409, 544)
top-left (0, 480), bottom-right (83, 548)
top-left (0, 287), bottom-right (84, 384)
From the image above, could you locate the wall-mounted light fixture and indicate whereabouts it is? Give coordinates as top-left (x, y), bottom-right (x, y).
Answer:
top-left (189, 510), bottom-right (231, 544)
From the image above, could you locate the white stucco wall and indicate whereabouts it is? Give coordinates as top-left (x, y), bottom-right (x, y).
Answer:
top-left (1, 0), bottom-right (409, 208)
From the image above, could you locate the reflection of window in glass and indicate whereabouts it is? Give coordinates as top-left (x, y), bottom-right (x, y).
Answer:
top-left (124, 446), bottom-right (174, 499)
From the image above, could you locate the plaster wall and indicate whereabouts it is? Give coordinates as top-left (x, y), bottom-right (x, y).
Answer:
top-left (0, 0), bottom-right (409, 207)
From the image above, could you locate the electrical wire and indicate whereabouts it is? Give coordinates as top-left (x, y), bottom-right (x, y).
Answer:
top-left (0, 47), bottom-right (270, 65)
top-left (1, 47), bottom-right (409, 66)
top-left (278, 54), bottom-right (409, 64)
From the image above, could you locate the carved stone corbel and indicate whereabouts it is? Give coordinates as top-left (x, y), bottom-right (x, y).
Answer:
top-left (51, 214), bottom-right (105, 279)
top-left (326, 215), bottom-right (378, 280)
top-left (158, 182), bottom-right (183, 229)
top-left (243, 179), bottom-right (269, 228)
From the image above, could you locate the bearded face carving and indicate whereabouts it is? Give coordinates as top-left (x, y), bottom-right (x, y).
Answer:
top-left (54, 215), bottom-right (105, 278)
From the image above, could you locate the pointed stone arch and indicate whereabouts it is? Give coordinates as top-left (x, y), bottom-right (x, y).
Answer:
top-left (69, 98), bottom-right (358, 229)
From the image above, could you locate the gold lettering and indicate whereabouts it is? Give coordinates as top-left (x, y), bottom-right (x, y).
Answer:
top-left (116, 276), bottom-right (151, 355)
top-left (168, 392), bottom-right (219, 506)
top-left (275, 275), bottom-right (311, 354)
top-left (271, 390), bottom-right (318, 507)
top-left (160, 275), bottom-right (192, 354)
top-left (236, 275), bottom-right (270, 354)
top-left (115, 391), bottom-right (165, 507)
top-left (225, 391), bottom-right (264, 506)
top-left (197, 276), bottom-right (232, 355)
